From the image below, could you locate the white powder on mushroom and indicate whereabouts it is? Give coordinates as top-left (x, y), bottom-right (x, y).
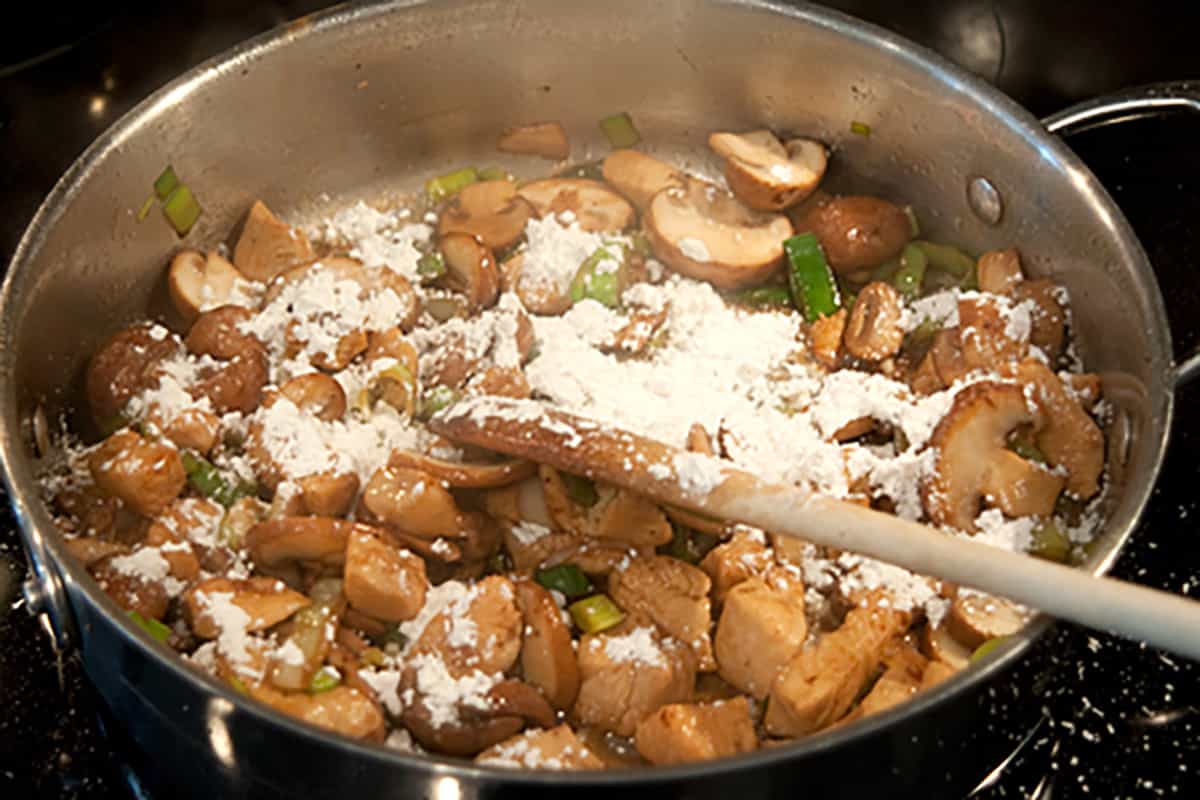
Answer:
top-left (677, 236), bottom-right (711, 262)
top-left (519, 215), bottom-right (627, 294)
top-left (406, 653), bottom-right (498, 728)
top-left (317, 201), bottom-right (431, 282)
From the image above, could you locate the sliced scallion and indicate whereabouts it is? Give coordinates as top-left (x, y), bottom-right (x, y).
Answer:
top-left (727, 286), bottom-right (793, 309)
top-left (417, 252), bottom-right (446, 281)
top-left (969, 636), bottom-right (1009, 663)
top-left (535, 563), bottom-right (593, 599)
top-left (784, 233), bottom-right (840, 322)
top-left (568, 594), bottom-right (625, 634)
top-left (849, 120), bottom-right (872, 137)
top-left (892, 243), bottom-right (928, 299)
top-left (477, 165), bottom-right (511, 182)
top-left (425, 166), bottom-right (479, 204)
top-left (128, 609), bottom-right (171, 643)
top-left (1029, 520), bottom-right (1071, 563)
top-left (154, 165), bottom-right (180, 200)
top-left (598, 112), bottom-right (640, 149)
top-left (163, 184), bottom-right (202, 236)
top-left (913, 240), bottom-right (974, 278)
top-left (417, 385), bottom-right (460, 420)
top-left (181, 451), bottom-right (256, 508)
top-left (308, 666), bottom-right (341, 694)
top-left (569, 246), bottom-right (623, 308)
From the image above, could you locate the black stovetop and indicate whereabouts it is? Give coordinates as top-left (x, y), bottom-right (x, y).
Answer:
top-left (2, 2), bottom-right (1200, 798)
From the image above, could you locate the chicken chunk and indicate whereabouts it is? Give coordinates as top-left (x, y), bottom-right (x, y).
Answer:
top-left (608, 555), bottom-right (715, 670)
top-left (407, 576), bottom-right (522, 677)
top-left (714, 568), bottom-right (807, 699)
top-left (634, 697), bottom-right (758, 765)
top-left (765, 600), bottom-right (911, 736)
top-left (699, 529), bottom-right (771, 607)
top-left (572, 626), bottom-right (696, 736)
top-left (343, 529), bottom-right (429, 623)
top-left (838, 642), bottom-right (927, 725)
top-left (476, 724), bottom-right (604, 770)
top-left (88, 430), bottom-right (186, 517)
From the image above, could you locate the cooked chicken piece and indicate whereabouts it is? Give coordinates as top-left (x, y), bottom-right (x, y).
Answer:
top-left (838, 642), bottom-right (927, 725)
top-left (142, 517), bottom-right (202, 582)
top-left (476, 724), bottom-right (603, 770)
top-left (699, 529), bottom-right (772, 606)
top-left (408, 575), bottom-right (522, 677)
top-left (90, 553), bottom-right (170, 620)
top-left (250, 683), bottom-right (386, 741)
top-left (634, 696), bottom-right (758, 765)
top-left (920, 660), bottom-right (959, 690)
top-left (88, 429), bottom-right (186, 517)
top-left (183, 576), bottom-right (311, 638)
top-left (608, 555), bottom-right (715, 670)
top-left (572, 626), bottom-right (696, 736)
top-left (764, 599), bottom-right (911, 736)
top-left (714, 568), bottom-right (807, 699)
top-left (343, 528), bottom-right (428, 623)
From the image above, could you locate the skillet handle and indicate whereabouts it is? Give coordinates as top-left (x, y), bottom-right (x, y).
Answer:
top-left (1043, 81), bottom-right (1200, 387)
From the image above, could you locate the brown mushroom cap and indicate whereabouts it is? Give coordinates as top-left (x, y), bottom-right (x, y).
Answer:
top-left (183, 576), bottom-right (311, 639)
top-left (601, 150), bottom-right (683, 211)
top-left (708, 130), bottom-right (827, 211)
top-left (644, 179), bottom-right (793, 290)
top-left (921, 382), bottom-right (1035, 531)
top-left (517, 178), bottom-right (635, 233)
top-left (922, 622), bottom-right (971, 671)
top-left (437, 180), bottom-right (534, 251)
top-left (388, 449), bottom-right (536, 488)
top-left (515, 580), bottom-right (581, 710)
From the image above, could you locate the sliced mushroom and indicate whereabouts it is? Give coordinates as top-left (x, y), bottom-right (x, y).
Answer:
top-left (465, 365), bottom-right (531, 400)
top-left (708, 130), bottom-right (827, 211)
top-left (402, 678), bottom-right (553, 757)
top-left (278, 373), bottom-right (347, 421)
top-left (645, 179), bottom-right (793, 289)
top-left (600, 150), bottom-right (683, 211)
top-left (922, 623), bottom-right (971, 670)
top-left (600, 304), bottom-right (670, 357)
top-left (498, 121), bottom-right (570, 161)
top-left (921, 382), bottom-right (1036, 531)
top-left (359, 465), bottom-right (463, 540)
top-left (843, 282), bottom-right (904, 361)
top-left (515, 579), bottom-right (581, 710)
top-left (483, 476), bottom-right (555, 528)
top-left (945, 593), bottom-right (1025, 650)
top-left (343, 527), bottom-right (429, 623)
top-left (88, 430), bottom-right (186, 517)
top-left (1013, 360), bottom-right (1105, 499)
top-left (439, 234), bottom-right (501, 311)
top-left (1012, 279), bottom-right (1067, 360)
top-left (437, 180), bottom-right (533, 251)
top-left (186, 300), bottom-right (261, 355)
top-left (958, 295), bottom-right (1028, 371)
top-left (265, 256), bottom-right (420, 332)
top-left (518, 178), bottom-right (635, 233)
top-left (790, 195), bottom-right (911, 273)
top-left (185, 305), bottom-right (270, 414)
top-left (63, 536), bottom-right (128, 566)
top-left (364, 327), bottom-right (419, 366)
top-left (976, 248), bottom-right (1024, 295)
top-left (980, 449), bottom-right (1064, 518)
top-left (832, 416), bottom-right (875, 443)
top-left (232, 200), bottom-right (315, 282)
top-left (388, 449), bottom-right (536, 488)
top-left (168, 250), bottom-right (249, 323)
top-left (183, 576), bottom-right (311, 639)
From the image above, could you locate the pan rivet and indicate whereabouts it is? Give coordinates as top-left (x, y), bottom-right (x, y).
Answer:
top-left (967, 176), bottom-right (1004, 225)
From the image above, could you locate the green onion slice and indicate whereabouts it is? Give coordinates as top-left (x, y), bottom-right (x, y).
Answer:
top-left (913, 240), bottom-right (975, 278)
top-left (726, 286), bottom-right (793, 309)
top-left (969, 636), bottom-right (1009, 663)
top-left (535, 564), bottom-right (593, 599)
top-left (569, 594), bottom-right (625, 634)
top-left (784, 233), bottom-right (840, 322)
top-left (425, 166), bottom-right (479, 204)
top-left (1029, 520), bottom-right (1071, 563)
top-left (417, 385), bottom-right (460, 420)
top-left (892, 242), bottom-right (928, 299)
top-left (128, 610), bottom-right (171, 643)
top-left (665, 525), bottom-right (720, 564)
top-left (163, 185), bottom-right (202, 236)
top-left (181, 451), bottom-right (256, 508)
top-left (417, 252), bottom-right (447, 280)
top-left (849, 120), bottom-right (872, 137)
top-left (154, 165), bottom-right (180, 200)
top-left (477, 165), bottom-right (511, 182)
top-left (598, 112), bottom-right (640, 149)
top-left (308, 666), bottom-right (341, 694)
top-left (569, 246), bottom-right (623, 308)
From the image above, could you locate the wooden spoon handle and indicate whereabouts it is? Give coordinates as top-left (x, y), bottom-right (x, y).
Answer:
top-left (432, 397), bottom-right (1200, 662)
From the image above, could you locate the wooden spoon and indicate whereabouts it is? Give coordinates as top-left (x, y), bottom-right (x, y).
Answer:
top-left (431, 396), bottom-right (1200, 663)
